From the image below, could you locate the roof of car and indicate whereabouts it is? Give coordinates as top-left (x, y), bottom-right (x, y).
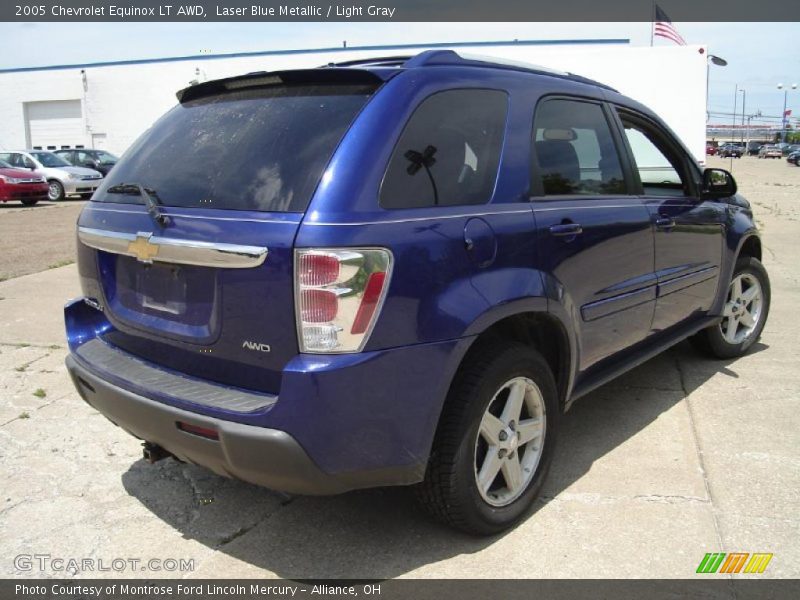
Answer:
top-left (177, 49), bottom-right (618, 103)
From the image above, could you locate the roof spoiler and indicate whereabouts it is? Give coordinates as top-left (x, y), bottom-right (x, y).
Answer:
top-left (176, 68), bottom-right (385, 103)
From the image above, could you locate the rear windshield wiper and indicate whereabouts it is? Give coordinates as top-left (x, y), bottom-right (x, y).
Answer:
top-left (106, 183), bottom-right (170, 227)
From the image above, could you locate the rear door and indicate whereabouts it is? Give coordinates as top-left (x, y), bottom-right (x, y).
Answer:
top-left (76, 79), bottom-right (379, 394)
top-left (530, 97), bottom-right (656, 372)
top-left (613, 108), bottom-right (724, 332)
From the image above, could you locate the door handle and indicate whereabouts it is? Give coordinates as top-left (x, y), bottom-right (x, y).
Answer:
top-left (655, 217), bottom-right (675, 230)
top-left (549, 223), bottom-right (583, 237)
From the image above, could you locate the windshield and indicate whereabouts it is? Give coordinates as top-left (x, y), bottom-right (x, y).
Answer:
top-left (30, 152), bottom-right (72, 168)
top-left (95, 83), bottom-right (375, 212)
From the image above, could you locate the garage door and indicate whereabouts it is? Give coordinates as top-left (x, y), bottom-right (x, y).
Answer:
top-left (25, 100), bottom-right (85, 149)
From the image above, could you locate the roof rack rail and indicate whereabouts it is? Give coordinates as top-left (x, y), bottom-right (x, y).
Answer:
top-left (404, 49), bottom-right (619, 92)
top-left (321, 56), bottom-right (412, 68)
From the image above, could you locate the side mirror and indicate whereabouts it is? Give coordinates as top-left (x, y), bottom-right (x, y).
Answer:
top-left (702, 168), bottom-right (737, 199)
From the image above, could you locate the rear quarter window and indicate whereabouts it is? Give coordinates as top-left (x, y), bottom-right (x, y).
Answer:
top-left (380, 89), bottom-right (508, 209)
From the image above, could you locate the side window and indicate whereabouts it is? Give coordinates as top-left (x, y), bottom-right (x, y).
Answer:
top-left (21, 155), bottom-right (36, 169)
top-left (622, 118), bottom-right (690, 197)
top-left (532, 99), bottom-right (625, 196)
top-left (0, 153), bottom-right (19, 168)
top-left (380, 89), bottom-right (507, 209)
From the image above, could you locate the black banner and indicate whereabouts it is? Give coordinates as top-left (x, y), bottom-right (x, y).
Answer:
top-left (2, 0), bottom-right (799, 22)
top-left (3, 580), bottom-right (800, 600)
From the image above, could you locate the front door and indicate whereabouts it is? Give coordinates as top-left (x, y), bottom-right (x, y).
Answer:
top-left (615, 109), bottom-right (724, 333)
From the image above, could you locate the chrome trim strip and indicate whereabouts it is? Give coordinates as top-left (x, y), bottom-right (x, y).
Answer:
top-left (303, 209), bottom-right (533, 227)
top-left (83, 205), bottom-right (301, 225)
top-left (78, 226), bottom-right (268, 269)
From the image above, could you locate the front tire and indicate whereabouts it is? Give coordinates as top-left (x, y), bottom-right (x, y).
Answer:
top-left (20, 198), bottom-right (39, 207)
top-left (416, 341), bottom-right (558, 535)
top-left (47, 180), bottom-right (65, 201)
top-left (692, 257), bottom-right (770, 359)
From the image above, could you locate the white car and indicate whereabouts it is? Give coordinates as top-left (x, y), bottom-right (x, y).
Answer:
top-left (0, 150), bottom-right (103, 201)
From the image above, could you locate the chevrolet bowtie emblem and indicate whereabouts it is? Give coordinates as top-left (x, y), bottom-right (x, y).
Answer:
top-left (127, 233), bottom-right (159, 263)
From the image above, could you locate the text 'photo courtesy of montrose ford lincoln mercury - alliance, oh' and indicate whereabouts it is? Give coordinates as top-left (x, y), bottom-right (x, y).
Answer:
top-left (64, 51), bottom-right (770, 535)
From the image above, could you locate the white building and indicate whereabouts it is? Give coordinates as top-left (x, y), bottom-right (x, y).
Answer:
top-left (0, 39), bottom-right (709, 161)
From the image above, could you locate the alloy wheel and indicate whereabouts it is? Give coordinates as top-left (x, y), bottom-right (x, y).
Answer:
top-left (474, 377), bottom-right (546, 507)
top-left (720, 273), bottom-right (763, 345)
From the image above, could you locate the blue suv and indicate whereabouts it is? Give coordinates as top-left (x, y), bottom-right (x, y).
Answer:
top-left (65, 51), bottom-right (770, 534)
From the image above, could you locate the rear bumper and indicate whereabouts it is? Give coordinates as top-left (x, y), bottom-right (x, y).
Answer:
top-left (66, 355), bottom-right (420, 495)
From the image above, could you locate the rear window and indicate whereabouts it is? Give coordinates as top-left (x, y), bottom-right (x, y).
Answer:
top-left (95, 84), bottom-right (375, 212)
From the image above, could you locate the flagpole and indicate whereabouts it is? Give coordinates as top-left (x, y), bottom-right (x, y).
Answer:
top-left (650, 1), bottom-right (655, 46)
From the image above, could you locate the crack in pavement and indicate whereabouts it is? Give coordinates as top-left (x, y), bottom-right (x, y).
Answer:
top-left (633, 494), bottom-right (709, 504)
top-left (674, 352), bottom-right (726, 555)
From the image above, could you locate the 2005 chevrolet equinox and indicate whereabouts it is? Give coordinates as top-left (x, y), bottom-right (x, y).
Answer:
top-left (65, 51), bottom-right (770, 534)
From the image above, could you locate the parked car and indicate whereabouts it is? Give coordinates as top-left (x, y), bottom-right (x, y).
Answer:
top-left (718, 143), bottom-right (743, 158)
top-left (0, 159), bottom-right (48, 206)
top-left (64, 52), bottom-right (770, 535)
top-left (705, 143), bottom-right (718, 155)
top-left (787, 150), bottom-right (800, 165)
top-left (758, 145), bottom-right (783, 159)
top-left (781, 144), bottom-right (800, 157)
top-left (746, 142), bottom-right (763, 156)
top-left (55, 149), bottom-right (119, 176)
top-left (0, 151), bottom-right (103, 201)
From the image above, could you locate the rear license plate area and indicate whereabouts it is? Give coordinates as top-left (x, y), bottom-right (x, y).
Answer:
top-left (136, 263), bottom-right (187, 315)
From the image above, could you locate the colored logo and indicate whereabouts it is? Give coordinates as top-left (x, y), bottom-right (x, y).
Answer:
top-left (696, 553), bottom-right (773, 574)
top-left (127, 233), bottom-right (159, 263)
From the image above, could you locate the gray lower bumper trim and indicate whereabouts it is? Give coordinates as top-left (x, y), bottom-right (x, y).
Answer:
top-left (66, 355), bottom-right (423, 495)
top-left (74, 338), bottom-right (276, 413)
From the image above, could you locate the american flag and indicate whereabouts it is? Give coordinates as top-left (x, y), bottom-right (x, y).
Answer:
top-left (654, 5), bottom-right (687, 46)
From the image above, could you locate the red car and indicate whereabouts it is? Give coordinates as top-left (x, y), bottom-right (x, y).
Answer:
top-left (0, 159), bottom-right (48, 206)
top-left (706, 143), bottom-right (718, 155)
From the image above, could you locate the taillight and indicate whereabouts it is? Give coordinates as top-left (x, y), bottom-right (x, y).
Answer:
top-left (295, 248), bottom-right (392, 353)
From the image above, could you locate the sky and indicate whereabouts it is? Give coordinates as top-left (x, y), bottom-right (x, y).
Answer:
top-left (1, 21), bottom-right (798, 123)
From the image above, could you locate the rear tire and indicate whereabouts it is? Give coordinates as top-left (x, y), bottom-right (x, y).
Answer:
top-left (416, 341), bottom-right (558, 535)
top-left (20, 198), bottom-right (39, 207)
top-left (691, 257), bottom-right (770, 359)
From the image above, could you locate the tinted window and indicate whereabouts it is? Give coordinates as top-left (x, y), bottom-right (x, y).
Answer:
top-left (380, 89), bottom-right (507, 209)
top-left (95, 84), bottom-right (375, 212)
top-left (532, 99), bottom-right (625, 195)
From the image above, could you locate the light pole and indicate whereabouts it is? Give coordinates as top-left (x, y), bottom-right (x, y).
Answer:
top-left (778, 83), bottom-right (797, 143)
top-left (739, 89), bottom-right (746, 147)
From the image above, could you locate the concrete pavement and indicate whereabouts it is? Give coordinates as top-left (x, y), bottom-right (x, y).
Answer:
top-left (0, 156), bottom-right (798, 579)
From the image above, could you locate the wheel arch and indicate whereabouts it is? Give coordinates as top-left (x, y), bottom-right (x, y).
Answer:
top-left (737, 234), bottom-right (762, 262)
top-left (458, 300), bottom-right (576, 409)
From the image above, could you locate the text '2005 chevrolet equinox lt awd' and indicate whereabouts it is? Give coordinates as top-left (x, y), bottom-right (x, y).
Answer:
top-left (65, 51), bottom-right (770, 534)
